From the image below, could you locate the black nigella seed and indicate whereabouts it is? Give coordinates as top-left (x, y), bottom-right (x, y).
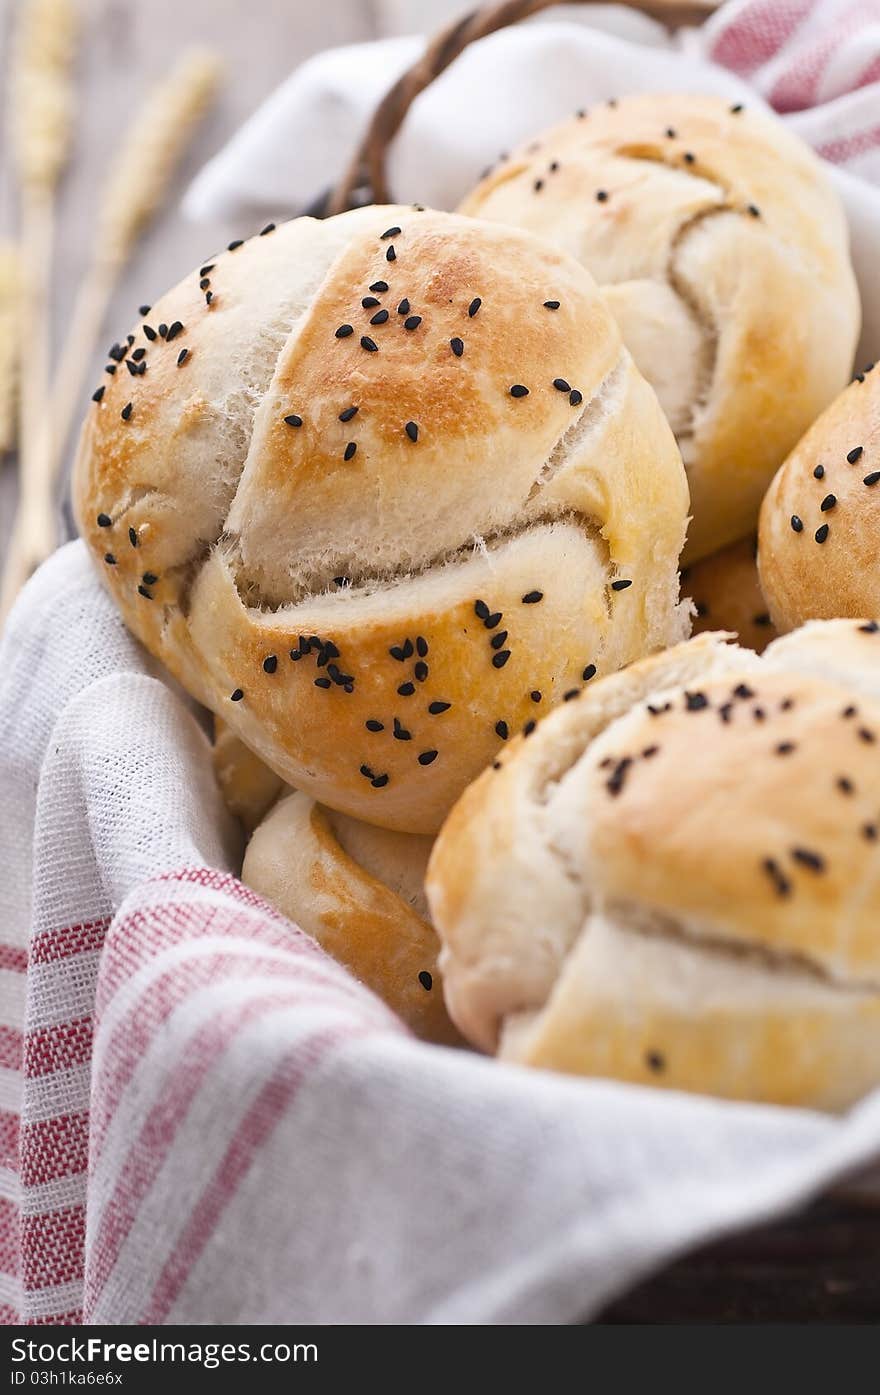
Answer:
top-left (108, 342), bottom-right (126, 361)
top-left (166, 321), bottom-right (183, 341)
top-left (490, 631), bottom-right (508, 650)
top-left (776, 742), bottom-right (796, 755)
top-left (125, 360), bottom-right (139, 375)
top-left (762, 857), bottom-right (792, 898)
top-left (143, 323), bottom-right (157, 340)
top-left (553, 378), bottom-right (570, 392)
top-left (595, 189), bottom-right (609, 202)
top-left (404, 315), bottom-right (421, 331)
top-left (315, 677), bottom-right (332, 689)
top-left (104, 365), bottom-right (116, 375)
top-left (683, 151), bottom-right (695, 164)
top-left (370, 280), bottom-right (388, 293)
top-left (362, 296), bottom-right (379, 308)
top-left (397, 298), bottom-right (410, 315)
top-left (227, 239), bottom-right (244, 251)
top-left (343, 442), bottom-right (357, 462)
top-left (731, 102), bottom-right (744, 113)
top-left (92, 387), bottom-right (105, 403)
top-left (569, 389), bottom-right (583, 407)
top-left (495, 720), bottom-right (509, 739)
top-left (748, 204), bottom-right (761, 217)
top-left (492, 650), bottom-right (511, 669)
top-left (393, 720), bottom-right (411, 741)
top-left (137, 585), bottom-right (152, 599)
top-left (263, 655), bottom-right (278, 674)
top-left (543, 300), bottom-right (560, 309)
top-left (484, 611), bottom-right (502, 629)
top-left (815, 524), bottom-right (829, 543)
top-left (418, 750), bottom-right (438, 766)
top-left (339, 406), bottom-right (358, 422)
top-left (398, 682), bottom-right (415, 696)
top-left (523, 720), bottom-right (536, 737)
top-left (205, 292), bottom-right (214, 305)
top-left (429, 701), bottom-right (450, 714)
top-left (405, 421), bottom-right (419, 443)
top-left (121, 403), bottom-right (133, 421)
top-left (284, 414), bottom-right (303, 428)
top-left (847, 446), bottom-right (864, 463)
top-left (230, 689), bottom-right (244, 702)
top-left (290, 649), bottom-right (302, 660)
top-left (371, 774), bottom-right (389, 788)
top-left (369, 309), bottom-right (389, 325)
top-left (93, 512), bottom-right (108, 529)
top-left (414, 661), bottom-right (428, 682)
top-left (864, 472), bottom-right (880, 486)
top-left (522, 590), bottom-right (543, 604)
top-left (389, 645), bottom-right (407, 661)
top-left (141, 572), bottom-right (158, 585)
top-left (474, 599), bottom-right (490, 620)
top-left (563, 689), bottom-right (580, 701)
top-left (820, 494), bottom-right (837, 511)
top-left (128, 527), bottom-right (138, 547)
top-left (386, 246), bottom-right (396, 262)
top-left (177, 349), bottom-right (189, 366)
top-left (864, 824), bottom-right (878, 842)
top-left (131, 347), bottom-right (146, 362)
top-left (666, 127), bottom-right (676, 138)
top-left (583, 664), bottom-right (597, 681)
top-left (530, 690), bottom-right (542, 703)
top-left (450, 337), bottom-right (464, 357)
top-left (611, 579), bottom-right (632, 591)
top-left (813, 464), bottom-right (825, 478)
top-left (104, 553), bottom-right (116, 565)
top-left (859, 728), bottom-right (877, 744)
top-left (791, 847), bottom-right (825, 873)
top-left (200, 264), bottom-right (215, 276)
top-left (360, 764), bottom-right (374, 779)
top-left (416, 636), bottom-right (428, 657)
top-left (646, 1051), bottom-right (666, 1073)
top-left (361, 336), bottom-right (378, 352)
top-left (381, 226), bottom-right (401, 240)
top-left (335, 324), bottom-right (354, 338)
top-left (859, 621), bottom-right (880, 633)
top-left (685, 692), bottom-right (709, 711)
top-left (138, 304), bottom-right (151, 316)
top-left (790, 515), bottom-right (803, 532)
top-left (418, 971), bottom-right (433, 991)
top-left (509, 384), bottom-right (529, 398)
top-left (534, 179), bottom-right (544, 192)
top-left (468, 298), bottom-right (481, 317)
top-left (366, 719), bottom-right (384, 732)
top-left (260, 223), bottom-right (276, 236)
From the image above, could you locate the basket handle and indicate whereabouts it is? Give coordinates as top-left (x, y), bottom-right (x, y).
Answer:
top-left (327, 0), bottom-right (721, 215)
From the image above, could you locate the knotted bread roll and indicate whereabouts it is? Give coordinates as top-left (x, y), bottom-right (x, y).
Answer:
top-left (759, 361), bottom-right (879, 633)
top-left (460, 94), bottom-right (860, 563)
top-left (243, 790), bottom-right (459, 1045)
top-left (427, 620), bottom-right (880, 1111)
top-left (74, 205), bottom-right (689, 834)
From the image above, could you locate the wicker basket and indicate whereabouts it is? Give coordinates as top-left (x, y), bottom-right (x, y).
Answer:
top-left (327, 0), bottom-right (879, 1322)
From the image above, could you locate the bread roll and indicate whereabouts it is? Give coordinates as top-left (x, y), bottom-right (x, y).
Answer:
top-left (74, 205), bottom-right (689, 835)
top-left (460, 94), bottom-right (860, 563)
top-left (426, 620), bottom-right (880, 1110)
top-left (682, 536), bottom-right (775, 653)
top-left (758, 362), bottom-right (879, 633)
top-left (212, 717), bottom-right (285, 832)
top-left (243, 790), bottom-right (460, 1045)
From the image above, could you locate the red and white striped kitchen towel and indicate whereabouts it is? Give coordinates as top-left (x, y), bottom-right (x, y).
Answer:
top-left (3, 0), bottom-right (880, 1326)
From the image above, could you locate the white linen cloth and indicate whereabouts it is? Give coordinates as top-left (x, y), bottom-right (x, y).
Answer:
top-left (3, 0), bottom-right (880, 1325)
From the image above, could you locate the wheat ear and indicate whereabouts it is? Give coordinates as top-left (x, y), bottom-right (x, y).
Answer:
top-left (0, 246), bottom-right (21, 457)
top-left (49, 49), bottom-right (223, 480)
top-left (1, 0), bottom-right (78, 626)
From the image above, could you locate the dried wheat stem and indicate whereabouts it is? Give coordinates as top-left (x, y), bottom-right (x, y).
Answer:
top-left (49, 48), bottom-right (223, 479)
top-left (0, 245), bottom-right (21, 456)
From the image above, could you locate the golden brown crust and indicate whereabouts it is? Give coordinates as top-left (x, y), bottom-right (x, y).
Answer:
top-left (74, 206), bottom-right (689, 833)
top-left (211, 717), bottom-right (285, 833)
top-left (460, 94), bottom-right (860, 563)
top-left (682, 536), bottom-right (775, 651)
top-left (758, 365), bottom-right (880, 633)
top-left (242, 791), bottom-right (461, 1045)
top-left (426, 619), bottom-right (880, 1109)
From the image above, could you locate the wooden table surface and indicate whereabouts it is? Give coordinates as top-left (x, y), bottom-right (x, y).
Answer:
top-left (0, 0), bottom-right (393, 564)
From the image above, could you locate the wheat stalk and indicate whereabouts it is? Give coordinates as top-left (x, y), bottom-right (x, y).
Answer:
top-left (1, 0), bottom-right (78, 626)
top-left (49, 48), bottom-right (223, 480)
top-left (0, 246), bottom-right (21, 457)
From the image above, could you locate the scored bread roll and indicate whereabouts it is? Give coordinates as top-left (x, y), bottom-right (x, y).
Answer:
top-left (212, 717), bottom-right (285, 833)
top-left (242, 790), bottom-right (460, 1045)
top-left (758, 361), bottom-right (879, 633)
top-left (426, 620), bottom-right (880, 1111)
top-left (682, 536), bottom-right (776, 653)
top-left (74, 205), bottom-right (689, 835)
top-left (460, 94), bottom-right (860, 563)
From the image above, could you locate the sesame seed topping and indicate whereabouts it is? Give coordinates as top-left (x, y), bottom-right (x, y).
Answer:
top-left (92, 386), bottom-right (105, 403)
top-left (121, 402), bottom-right (133, 421)
top-left (370, 309), bottom-right (389, 325)
top-left (820, 494), bottom-right (837, 511)
top-left (522, 590), bottom-right (543, 604)
top-left (403, 315), bottom-right (422, 331)
top-left (405, 421), bottom-right (419, 442)
top-left (790, 515), bottom-right (803, 532)
top-left (611, 579), bottom-right (632, 591)
top-left (398, 682), bottom-right (415, 697)
top-left (361, 336), bottom-right (378, 352)
top-left (381, 226), bottom-right (401, 239)
top-left (495, 720), bottom-right (509, 739)
top-left (263, 655), bottom-right (278, 674)
top-left (429, 701), bottom-right (451, 714)
top-left (370, 281), bottom-right (388, 293)
top-left (418, 750), bottom-right (438, 766)
top-left (815, 523), bottom-right (829, 543)
top-left (418, 970), bottom-right (432, 990)
top-left (128, 527), bottom-right (138, 547)
top-left (230, 689), bottom-right (244, 702)
top-left (284, 414), bottom-right (303, 428)
top-left (492, 650), bottom-right (511, 668)
top-left (583, 664), bottom-right (597, 681)
top-left (509, 384), bottom-right (529, 398)
top-left (450, 337), bottom-right (464, 357)
top-left (814, 464), bottom-right (825, 478)
top-left (335, 324), bottom-right (353, 338)
top-left (543, 300), bottom-right (560, 309)
top-left (468, 298), bottom-right (481, 317)
top-left (847, 446), bottom-right (864, 463)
